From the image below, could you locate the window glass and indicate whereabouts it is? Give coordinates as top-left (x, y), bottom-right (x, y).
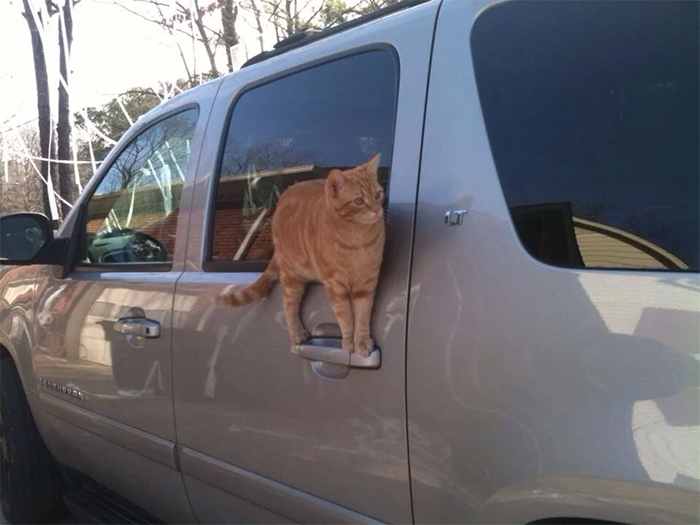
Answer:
top-left (472, 1), bottom-right (699, 271)
top-left (79, 108), bottom-right (199, 265)
top-left (209, 50), bottom-right (397, 263)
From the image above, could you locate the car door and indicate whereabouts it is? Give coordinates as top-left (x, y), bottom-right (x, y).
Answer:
top-left (171, 3), bottom-right (439, 523)
top-left (407, 0), bottom-right (699, 523)
top-left (32, 94), bottom-right (214, 522)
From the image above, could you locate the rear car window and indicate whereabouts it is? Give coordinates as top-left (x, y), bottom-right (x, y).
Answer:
top-left (471, 0), bottom-right (699, 271)
top-left (208, 49), bottom-right (398, 268)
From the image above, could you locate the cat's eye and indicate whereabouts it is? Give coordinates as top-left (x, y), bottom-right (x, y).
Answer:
top-left (354, 197), bottom-right (364, 206)
top-left (375, 191), bottom-right (383, 201)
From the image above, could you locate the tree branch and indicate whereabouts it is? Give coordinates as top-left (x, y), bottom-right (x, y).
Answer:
top-left (302, 0), bottom-right (326, 28)
top-left (190, 0), bottom-right (220, 76)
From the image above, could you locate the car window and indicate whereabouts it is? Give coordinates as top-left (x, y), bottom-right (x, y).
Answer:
top-left (78, 108), bottom-right (199, 266)
top-left (208, 49), bottom-right (398, 267)
top-left (472, 1), bottom-right (699, 271)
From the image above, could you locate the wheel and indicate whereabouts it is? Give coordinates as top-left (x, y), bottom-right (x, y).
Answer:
top-left (0, 356), bottom-right (66, 523)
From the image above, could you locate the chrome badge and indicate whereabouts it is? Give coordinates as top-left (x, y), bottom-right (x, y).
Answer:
top-left (39, 377), bottom-right (85, 401)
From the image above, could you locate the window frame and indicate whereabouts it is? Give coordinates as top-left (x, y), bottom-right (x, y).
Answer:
top-left (72, 103), bottom-right (201, 273)
top-left (203, 44), bottom-right (401, 273)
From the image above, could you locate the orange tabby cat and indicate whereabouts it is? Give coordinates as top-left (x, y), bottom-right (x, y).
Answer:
top-left (217, 154), bottom-right (385, 357)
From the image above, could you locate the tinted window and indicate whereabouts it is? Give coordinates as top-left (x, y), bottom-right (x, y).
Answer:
top-left (79, 108), bottom-right (199, 266)
top-left (472, 1), bottom-right (699, 271)
top-left (209, 50), bottom-right (397, 265)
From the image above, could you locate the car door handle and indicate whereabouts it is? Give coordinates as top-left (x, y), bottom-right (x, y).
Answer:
top-left (114, 317), bottom-right (161, 339)
top-left (292, 338), bottom-right (381, 369)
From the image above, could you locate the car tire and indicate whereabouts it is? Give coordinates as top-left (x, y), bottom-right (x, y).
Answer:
top-left (0, 356), bottom-right (66, 524)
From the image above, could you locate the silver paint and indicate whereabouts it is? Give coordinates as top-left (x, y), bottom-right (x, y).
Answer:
top-left (171, 2), bottom-right (440, 522)
top-left (406, 1), bottom-right (700, 523)
top-left (1, 0), bottom-right (697, 523)
top-left (0, 78), bottom-right (221, 523)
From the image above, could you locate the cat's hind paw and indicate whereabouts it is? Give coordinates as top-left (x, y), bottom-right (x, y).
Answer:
top-left (341, 338), bottom-right (355, 354)
top-left (355, 337), bottom-right (374, 358)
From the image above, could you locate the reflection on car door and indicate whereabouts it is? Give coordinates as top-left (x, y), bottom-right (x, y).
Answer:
top-left (33, 105), bottom-right (206, 522)
top-left (171, 4), bottom-right (439, 523)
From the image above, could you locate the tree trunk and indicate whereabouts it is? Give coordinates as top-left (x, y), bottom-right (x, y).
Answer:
top-left (57, 0), bottom-right (75, 218)
top-left (293, 0), bottom-right (298, 31)
top-left (247, 0), bottom-right (264, 52)
top-left (22, 0), bottom-right (56, 220)
top-left (192, 0), bottom-right (220, 77)
top-left (219, 0), bottom-right (239, 72)
top-left (285, 0), bottom-right (294, 37)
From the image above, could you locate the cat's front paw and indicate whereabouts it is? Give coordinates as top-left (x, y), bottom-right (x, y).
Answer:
top-left (355, 337), bottom-right (374, 358)
top-left (291, 329), bottom-right (310, 344)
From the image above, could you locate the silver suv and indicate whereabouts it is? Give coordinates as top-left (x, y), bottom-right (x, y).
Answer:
top-left (1, 0), bottom-right (698, 523)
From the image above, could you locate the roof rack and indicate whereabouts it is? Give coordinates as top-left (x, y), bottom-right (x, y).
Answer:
top-left (241, 0), bottom-right (431, 69)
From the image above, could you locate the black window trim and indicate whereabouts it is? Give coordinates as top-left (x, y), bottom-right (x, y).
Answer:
top-left (203, 43), bottom-right (401, 273)
top-left (71, 103), bottom-right (201, 274)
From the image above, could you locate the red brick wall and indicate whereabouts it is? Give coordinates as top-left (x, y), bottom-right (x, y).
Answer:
top-left (141, 211), bottom-right (179, 256)
top-left (211, 205), bottom-right (273, 261)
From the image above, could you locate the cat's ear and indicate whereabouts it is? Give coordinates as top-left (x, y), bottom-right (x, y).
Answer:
top-left (326, 169), bottom-right (344, 200)
top-left (364, 153), bottom-right (381, 177)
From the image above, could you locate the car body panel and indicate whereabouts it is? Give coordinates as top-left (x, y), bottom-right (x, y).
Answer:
top-left (406, 1), bottom-right (700, 523)
top-left (0, 265), bottom-right (42, 391)
top-left (170, 1), bottom-right (440, 523)
top-left (1, 77), bottom-right (223, 524)
top-left (1, 0), bottom-right (698, 523)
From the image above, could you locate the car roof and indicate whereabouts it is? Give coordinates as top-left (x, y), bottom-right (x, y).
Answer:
top-left (149, 0), bottom-right (436, 118)
top-left (241, 0), bottom-right (432, 68)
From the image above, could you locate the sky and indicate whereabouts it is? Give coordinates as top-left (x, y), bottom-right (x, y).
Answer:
top-left (0, 0), bottom-right (275, 132)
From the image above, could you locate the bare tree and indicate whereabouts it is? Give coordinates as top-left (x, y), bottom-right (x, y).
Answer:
top-left (173, 0), bottom-right (221, 76)
top-left (116, 0), bottom-right (246, 78)
top-left (241, 0), bottom-right (265, 51)
top-left (57, 0), bottom-right (80, 218)
top-left (219, 0), bottom-right (240, 72)
top-left (319, 0), bottom-right (399, 28)
top-left (260, 0), bottom-right (327, 41)
top-left (169, 0), bottom-right (244, 75)
top-left (21, 0), bottom-right (59, 220)
top-left (0, 127), bottom-right (45, 215)
top-left (114, 0), bottom-right (197, 84)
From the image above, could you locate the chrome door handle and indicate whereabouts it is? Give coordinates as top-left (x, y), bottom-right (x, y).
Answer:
top-left (292, 338), bottom-right (381, 369)
top-left (114, 317), bottom-right (161, 339)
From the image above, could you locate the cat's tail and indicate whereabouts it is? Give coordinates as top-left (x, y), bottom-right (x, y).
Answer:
top-left (216, 257), bottom-right (280, 307)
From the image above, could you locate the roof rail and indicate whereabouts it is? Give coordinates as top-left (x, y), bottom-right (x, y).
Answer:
top-left (241, 0), bottom-right (431, 69)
